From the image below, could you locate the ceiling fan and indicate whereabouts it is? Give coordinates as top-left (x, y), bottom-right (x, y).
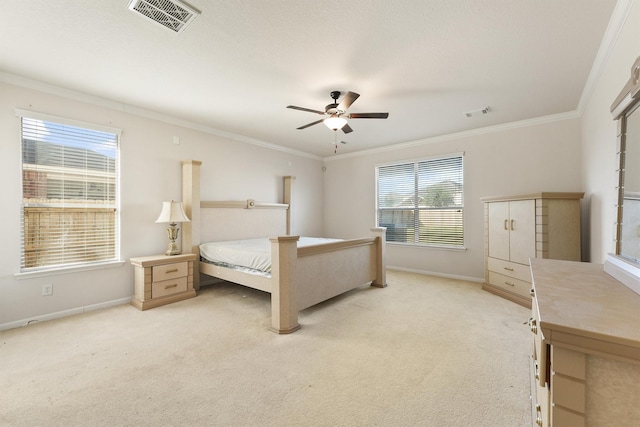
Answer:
top-left (287, 91), bottom-right (389, 134)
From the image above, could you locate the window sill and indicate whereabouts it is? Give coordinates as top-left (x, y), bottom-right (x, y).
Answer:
top-left (14, 260), bottom-right (126, 280)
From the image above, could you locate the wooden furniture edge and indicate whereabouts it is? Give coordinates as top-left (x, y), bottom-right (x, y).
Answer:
top-left (130, 253), bottom-right (196, 267)
top-left (201, 200), bottom-right (289, 209)
top-left (182, 160), bottom-right (202, 290)
top-left (297, 237), bottom-right (376, 257)
top-left (482, 282), bottom-right (531, 308)
top-left (131, 289), bottom-right (196, 310)
top-left (481, 192), bottom-right (585, 202)
top-left (269, 235), bottom-right (299, 333)
top-left (199, 261), bottom-right (272, 293)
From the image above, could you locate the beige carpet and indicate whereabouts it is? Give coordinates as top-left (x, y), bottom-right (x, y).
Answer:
top-left (1, 270), bottom-right (531, 427)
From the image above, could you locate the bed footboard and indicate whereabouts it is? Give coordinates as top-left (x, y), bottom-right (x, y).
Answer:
top-left (269, 227), bottom-right (386, 334)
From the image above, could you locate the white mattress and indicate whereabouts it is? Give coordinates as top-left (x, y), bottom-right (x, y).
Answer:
top-left (199, 237), bottom-right (340, 273)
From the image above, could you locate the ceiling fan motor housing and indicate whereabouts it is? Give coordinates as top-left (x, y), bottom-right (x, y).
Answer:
top-left (325, 103), bottom-right (340, 114)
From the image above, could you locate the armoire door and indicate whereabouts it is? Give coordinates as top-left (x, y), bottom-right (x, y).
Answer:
top-left (488, 201), bottom-right (510, 261)
top-left (508, 199), bottom-right (536, 265)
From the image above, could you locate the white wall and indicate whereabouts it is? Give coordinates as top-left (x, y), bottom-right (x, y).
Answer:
top-left (323, 117), bottom-right (583, 281)
top-left (0, 82), bottom-right (324, 328)
top-left (581, 0), bottom-right (640, 263)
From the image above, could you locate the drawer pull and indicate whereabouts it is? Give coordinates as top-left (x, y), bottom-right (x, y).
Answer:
top-left (165, 283), bottom-right (178, 290)
top-left (503, 266), bottom-right (514, 271)
top-left (165, 269), bottom-right (179, 274)
top-left (510, 219), bottom-right (515, 230)
top-left (504, 281), bottom-right (515, 287)
top-left (530, 288), bottom-right (535, 297)
top-left (504, 219), bottom-right (508, 230)
top-left (534, 361), bottom-right (540, 381)
top-left (536, 404), bottom-right (543, 426)
top-left (528, 317), bottom-right (538, 334)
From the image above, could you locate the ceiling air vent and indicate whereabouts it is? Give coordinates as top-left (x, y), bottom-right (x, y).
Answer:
top-left (128, 0), bottom-right (200, 34)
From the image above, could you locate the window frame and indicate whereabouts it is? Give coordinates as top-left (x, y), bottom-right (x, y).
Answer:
top-left (15, 109), bottom-right (123, 276)
top-left (375, 153), bottom-right (465, 249)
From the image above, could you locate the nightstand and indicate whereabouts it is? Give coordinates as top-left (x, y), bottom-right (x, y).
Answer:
top-left (130, 253), bottom-right (197, 310)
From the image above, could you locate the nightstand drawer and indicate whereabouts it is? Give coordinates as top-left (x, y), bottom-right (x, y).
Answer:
top-left (152, 277), bottom-right (187, 298)
top-left (153, 262), bottom-right (188, 282)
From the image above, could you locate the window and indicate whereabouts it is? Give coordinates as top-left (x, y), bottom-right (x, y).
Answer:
top-left (376, 154), bottom-right (464, 247)
top-left (18, 111), bottom-right (120, 272)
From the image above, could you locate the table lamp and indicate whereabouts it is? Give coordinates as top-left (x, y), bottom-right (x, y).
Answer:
top-left (155, 200), bottom-right (190, 255)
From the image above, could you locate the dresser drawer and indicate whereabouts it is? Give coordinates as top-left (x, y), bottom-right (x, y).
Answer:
top-left (488, 257), bottom-right (531, 282)
top-left (153, 261), bottom-right (188, 282)
top-left (152, 277), bottom-right (187, 298)
top-left (489, 271), bottom-right (531, 297)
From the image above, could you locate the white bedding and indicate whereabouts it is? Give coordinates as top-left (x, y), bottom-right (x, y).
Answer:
top-left (199, 237), bottom-right (341, 273)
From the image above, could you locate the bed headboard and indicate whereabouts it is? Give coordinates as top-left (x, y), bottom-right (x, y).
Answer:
top-left (181, 160), bottom-right (294, 288)
top-left (199, 200), bottom-right (289, 242)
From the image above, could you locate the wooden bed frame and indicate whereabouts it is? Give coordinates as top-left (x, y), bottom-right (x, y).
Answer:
top-left (180, 160), bottom-right (386, 334)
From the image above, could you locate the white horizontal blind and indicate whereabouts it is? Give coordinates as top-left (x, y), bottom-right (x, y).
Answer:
top-left (377, 154), bottom-right (463, 247)
top-left (20, 116), bottom-right (120, 271)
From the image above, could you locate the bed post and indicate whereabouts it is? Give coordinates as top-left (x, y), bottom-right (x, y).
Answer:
top-left (283, 176), bottom-right (295, 235)
top-left (182, 160), bottom-right (202, 290)
top-left (370, 227), bottom-right (387, 288)
top-left (269, 235), bottom-right (301, 334)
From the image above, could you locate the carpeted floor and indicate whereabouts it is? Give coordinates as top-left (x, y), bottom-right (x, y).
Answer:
top-left (1, 270), bottom-right (532, 427)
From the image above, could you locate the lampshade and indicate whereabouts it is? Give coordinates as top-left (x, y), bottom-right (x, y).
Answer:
top-left (155, 201), bottom-right (190, 224)
top-left (323, 115), bottom-right (348, 131)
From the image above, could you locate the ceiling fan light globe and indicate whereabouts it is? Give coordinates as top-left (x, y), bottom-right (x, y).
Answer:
top-left (324, 115), bottom-right (347, 131)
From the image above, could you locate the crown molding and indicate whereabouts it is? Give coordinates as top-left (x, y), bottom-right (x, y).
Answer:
top-left (0, 72), bottom-right (322, 161)
top-left (324, 110), bottom-right (581, 162)
top-left (577, 0), bottom-right (637, 113)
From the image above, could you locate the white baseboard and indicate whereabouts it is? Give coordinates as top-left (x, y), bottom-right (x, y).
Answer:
top-left (387, 266), bottom-right (484, 283)
top-left (0, 296), bottom-right (132, 331)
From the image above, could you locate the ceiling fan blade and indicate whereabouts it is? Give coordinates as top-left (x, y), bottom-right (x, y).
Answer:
top-left (337, 91), bottom-right (360, 111)
top-left (342, 123), bottom-right (354, 134)
top-left (296, 119), bottom-right (324, 130)
top-left (287, 105), bottom-right (325, 115)
top-left (348, 112), bottom-right (389, 119)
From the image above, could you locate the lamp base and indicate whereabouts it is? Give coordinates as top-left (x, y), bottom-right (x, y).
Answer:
top-left (164, 246), bottom-right (182, 256)
top-left (164, 224), bottom-right (181, 256)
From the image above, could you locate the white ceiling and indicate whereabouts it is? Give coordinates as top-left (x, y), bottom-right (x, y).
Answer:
top-left (0, 0), bottom-right (620, 158)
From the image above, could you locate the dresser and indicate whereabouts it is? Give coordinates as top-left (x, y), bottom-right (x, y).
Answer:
top-left (130, 253), bottom-right (197, 310)
top-left (529, 258), bottom-right (640, 427)
top-left (482, 193), bottom-right (583, 307)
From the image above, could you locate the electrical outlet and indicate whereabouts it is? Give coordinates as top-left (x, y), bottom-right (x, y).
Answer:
top-left (42, 283), bottom-right (53, 296)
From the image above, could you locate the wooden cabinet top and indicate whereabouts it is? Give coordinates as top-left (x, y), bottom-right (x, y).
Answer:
top-left (130, 253), bottom-right (197, 267)
top-left (530, 258), bottom-right (640, 362)
top-left (481, 192), bottom-right (584, 202)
